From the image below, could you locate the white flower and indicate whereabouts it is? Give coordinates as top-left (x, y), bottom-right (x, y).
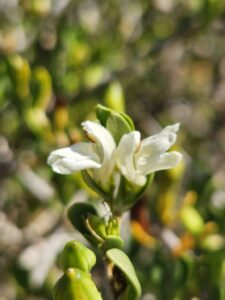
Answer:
top-left (116, 123), bottom-right (182, 186)
top-left (48, 120), bottom-right (182, 190)
top-left (47, 121), bottom-right (116, 187)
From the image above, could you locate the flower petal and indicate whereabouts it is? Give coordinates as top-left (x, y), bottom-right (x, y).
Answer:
top-left (82, 121), bottom-right (116, 160)
top-left (163, 123), bottom-right (180, 133)
top-left (137, 151), bottom-right (182, 175)
top-left (82, 121), bottom-right (116, 185)
top-left (47, 143), bottom-right (101, 174)
top-left (137, 123), bottom-right (180, 160)
top-left (116, 131), bottom-right (146, 186)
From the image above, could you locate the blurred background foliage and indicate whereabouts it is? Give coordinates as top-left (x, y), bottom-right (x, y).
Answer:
top-left (1, 0), bottom-right (225, 299)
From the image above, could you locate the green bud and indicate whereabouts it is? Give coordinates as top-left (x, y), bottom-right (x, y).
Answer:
top-left (61, 241), bottom-right (96, 273)
top-left (83, 65), bottom-right (105, 89)
top-left (53, 268), bottom-right (103, 300)
top-left (24, 107), bottom-right (50, 133)
top-left (201, 234), bottom-right (225, 252)
top-left (68, 42), bottom-right (90, 66)
top-left (87, 215), bottom-right (107, 239)
top-left (7, 54), bottom-right (31, 100)
top-left (105, 81), bottom-right (125, 113)
top-left (32, 66), bottom-right (52, 110)
top-left (106, 218), bottom-right (120, 236)
top-left (86, 216), bottom-right (124, 250)
top-left (180, 206), bottom-right (204, 236)
top-left (29, 0), bottom-right (51, 15)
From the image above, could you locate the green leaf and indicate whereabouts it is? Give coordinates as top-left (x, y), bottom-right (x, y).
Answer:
top-left (101, 236), bottom-right (124, 251)
top-left (60, 241), bottom-right (96, 273)
top-left (67, 202), bottom-right (98, 244)
top-left (173, 255), bottom-right (193, 286)
top-left (106, 112), bottom-right (132, 144)
top-left (106, 248), bottom-right (141, 300)
top-left (119, 112), bottom-right (135, 131)
top-left (95, 104), bottom-right (111, 127)
top-left (53, 268), bottom-right (103, 300)
top-left (95, 104), bottom-right (135, 144)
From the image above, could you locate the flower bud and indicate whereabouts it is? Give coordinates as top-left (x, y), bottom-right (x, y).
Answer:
top-left (105, 81), bottom-right (125, 113)
top-left (201, 234), bottom-right (225, 252)
top-left (8, 54), bottom-right (31, 100)
top-left (87, 215), bottom-right (107, 239)
top-left (106, 217), bottom-right (120, 236)
top-left (24, 107), bottom-right (50, 134)
top-left (180, 206), bottom-right (204, 236)
top-left (32, 66), bottom-right (52, 110)
top-left (24, 0), bottom-right (51, 16)
top-left (60, 241), bottom-right (96, 273)
top-left (53, 268), bottom-right (103, 300)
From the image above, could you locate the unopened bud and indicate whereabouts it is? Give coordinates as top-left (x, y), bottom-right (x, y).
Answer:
top-left (61, 241), bottom-right (96, 273)
top-left (53, 268), bottom-right (103, 300)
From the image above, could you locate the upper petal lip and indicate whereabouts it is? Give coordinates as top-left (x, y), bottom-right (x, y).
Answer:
top-left (47, 121), bottom-right (117, 186)
top-left (81, 121), bottom-right (116, 185)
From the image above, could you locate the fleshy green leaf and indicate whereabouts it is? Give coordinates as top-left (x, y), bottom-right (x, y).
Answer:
top-left (67, 202), bottom-right (99, 244)
top-left (119, 112), bottom-right (135, 131)
top-left (106, 112), bottom-right (133, 144)
top-left (106, 248), bottom-right (141, 300)
top-left (95, 104), bottom-right (111, 127)
top-left (95, 104), bottom-right (135, 144)
top-left (101, 236), bottom-right (124, 251)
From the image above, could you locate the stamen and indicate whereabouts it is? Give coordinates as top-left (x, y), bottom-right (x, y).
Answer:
top-left (83, 130), bottom-right (96, 143)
